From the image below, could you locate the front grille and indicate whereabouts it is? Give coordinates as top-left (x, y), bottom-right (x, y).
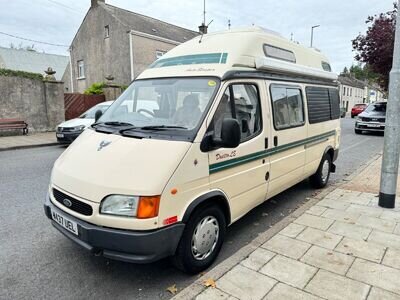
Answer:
top-left (53, 188), bottom-right (93, 216)
top-left (361, 117), bottom-right (385, 123)
top-left (59, 127), bottom-right (76, 132)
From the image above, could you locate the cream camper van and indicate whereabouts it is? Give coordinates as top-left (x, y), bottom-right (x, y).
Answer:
top-left (44, 27), bottom-right (340, 273)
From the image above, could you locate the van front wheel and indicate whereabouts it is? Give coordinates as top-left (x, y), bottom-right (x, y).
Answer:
top-left (172, 205), bottom-right (226, 274)
top-left (310, 154), bottom-right (332, 188)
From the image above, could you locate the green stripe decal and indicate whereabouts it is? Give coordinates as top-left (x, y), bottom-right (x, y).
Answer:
top-left (149, 53), bottom-right (228, 68)
top-left (209, 131), bottom-right (336, 174)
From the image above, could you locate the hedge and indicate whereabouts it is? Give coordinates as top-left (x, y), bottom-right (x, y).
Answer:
top-left (0, 68), bottom-right (43, 80)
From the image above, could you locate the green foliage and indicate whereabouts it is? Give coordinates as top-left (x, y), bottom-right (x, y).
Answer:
top-left (84, 82), bottom-right (106, 95)
top-left (341, 64), bottom-right (379, 83)
top-left (120, 85), bottom-right (128, 91)
top-left (0, 68), bottom-right (43, 80)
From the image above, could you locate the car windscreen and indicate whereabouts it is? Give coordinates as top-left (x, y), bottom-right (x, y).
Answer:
top-left (365, 103), bottom-right (386, 113)
top-left (96, 77), bottom-right (220, 140)
top-left (80, 104), bottom-right (110, 119)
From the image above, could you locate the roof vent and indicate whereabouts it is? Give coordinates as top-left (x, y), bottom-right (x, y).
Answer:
top-left (152, 29), bottom-right (157, 32)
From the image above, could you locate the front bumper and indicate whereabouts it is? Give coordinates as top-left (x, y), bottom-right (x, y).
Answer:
top-left (56, 131), bottom-right (82, 143)
top-left (355, 121), bottom-right (385, 132)
top-left (44, 196), bottom-right (185, 263)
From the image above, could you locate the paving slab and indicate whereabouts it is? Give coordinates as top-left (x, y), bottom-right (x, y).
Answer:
top-left (347, 258), bottom-right (400, 295)
top-left (195, 288), bottom-right (237, 300)
top-left (261, 234), bottom-right (311, 260)
top-left (264, 283), bottom-right (322, 300)
top-left (368, 287), bottom-right (400, 300)
top-left (328, 221), bottom-right (371, 241)
top-left (322, 208), bottom-right (360, 224)
top-left (296, 227), bottom-right (342, 250)
top-left (300, 246), bottom-right (354, 275)
top-left (294, 214), bottom-right (334, 231)
top-left (279, 223), bottom-right (306, 238)
top-left (305, 270), bottom-right (370, 300)
top-left (240, 248), bottom-right (275, 271)
top-left (356, 215), bottom-right (396, 233)
top-left (382, 248), bottom-right (400, 270)
top-left (368, 230), bottom-right (400, 250)
top-left (260, 255), bottom-right (317, 289)
top-left (306, 205), bottom-right (327, 216)
top-left (317, 198), bottom-right (350, 210)
top-left (394, 224), bottom-right (400, 236)
top-left (216, 265), bottom-right (276, 300)
top-left (335, 237), bottom-right (386, 263)
top-left (0, 132), bottom-right (58, 151)
top-left (346, 204), bottom-right (383, 218)
top-left (380, 210), bottom-right (400, 222)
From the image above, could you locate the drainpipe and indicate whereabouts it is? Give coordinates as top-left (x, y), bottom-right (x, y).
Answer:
top-left (69, 46), bottom-right (74, 92)
top-left (129, 31), bottom-right (134, 80)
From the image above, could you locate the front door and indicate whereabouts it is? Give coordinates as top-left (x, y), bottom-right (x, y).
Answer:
top-left (207, 81), bottom-right (270, 222)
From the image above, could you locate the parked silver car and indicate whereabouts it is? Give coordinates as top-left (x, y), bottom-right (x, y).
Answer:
top-left (355, 102), bottom-right (386, 134)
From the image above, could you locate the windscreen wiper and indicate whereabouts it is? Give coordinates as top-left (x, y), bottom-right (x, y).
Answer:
top-left (139, 125), bottom-right (188, 130)
top-left (92, 121), bottom-right (133, 127)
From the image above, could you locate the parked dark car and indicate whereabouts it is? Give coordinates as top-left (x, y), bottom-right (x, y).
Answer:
top-left (351, 103), bottom-right (367, 118)
top-left (355, 102), bottom-right (386, 134)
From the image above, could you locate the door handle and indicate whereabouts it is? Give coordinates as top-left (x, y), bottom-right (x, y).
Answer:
top-left (274, 136), bottom-right (278, 147)
top-left (265, 172), bottom-right (270, 181)
top-left (265, 138), bottom-right (268, 149)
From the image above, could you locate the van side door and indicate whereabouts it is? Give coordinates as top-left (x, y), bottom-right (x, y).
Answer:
top-left (206, 80), bottom-right (270, 222)
top-left (267, 82), bottom-right (307, 198)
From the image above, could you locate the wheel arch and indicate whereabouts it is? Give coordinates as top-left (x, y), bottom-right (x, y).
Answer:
top-left (181, 190), bottom-right (231, 226)
top-left (323, 146), bottom-right (336, 172)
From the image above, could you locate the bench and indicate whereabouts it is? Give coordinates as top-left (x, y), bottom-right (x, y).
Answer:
top-left (0, 118), bottom-right (28, 135)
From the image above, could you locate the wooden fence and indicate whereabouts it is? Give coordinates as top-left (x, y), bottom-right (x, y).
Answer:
top-left (64, 93), bottom-right (105, 120)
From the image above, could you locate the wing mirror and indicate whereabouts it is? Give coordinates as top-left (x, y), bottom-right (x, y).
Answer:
top-left (201, 118), bottom-right (241, 152)
top-left (94, 110), bottom-right (103, 122)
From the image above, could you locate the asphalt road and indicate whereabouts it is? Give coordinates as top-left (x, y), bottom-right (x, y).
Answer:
top-left (0, 117), bottom-right (384, 300)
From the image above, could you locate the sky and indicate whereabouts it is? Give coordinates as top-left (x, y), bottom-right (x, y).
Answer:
top-left (0, 0), bottom-right (396, 74)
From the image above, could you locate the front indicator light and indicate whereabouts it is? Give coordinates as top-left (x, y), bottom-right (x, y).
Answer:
top-left (137, 196), bottom-right (160, 219)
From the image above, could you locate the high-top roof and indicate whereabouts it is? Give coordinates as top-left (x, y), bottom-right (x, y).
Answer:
top-left (0, 47), bottom-right (68, 80)
top-left (101, 3), bottom-right (199, 43)
top-left (139, 27), bottom-right (337, 81)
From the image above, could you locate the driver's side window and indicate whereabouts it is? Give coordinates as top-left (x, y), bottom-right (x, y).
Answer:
top-left (209, 83), bottom-right (262, 143)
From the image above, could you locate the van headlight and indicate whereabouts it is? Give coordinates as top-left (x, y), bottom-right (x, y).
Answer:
top-left (100, 195), bottom-right (139, 217)
top-left (100, 195), bottom-right (160, 218)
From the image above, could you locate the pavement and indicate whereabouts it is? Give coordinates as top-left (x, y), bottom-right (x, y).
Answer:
top-left (0, 132), bottom-right (57, 151)
top-left (174, 154), bottom-right (400, 300)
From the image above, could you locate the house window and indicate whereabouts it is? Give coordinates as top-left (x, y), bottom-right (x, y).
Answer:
top-left (104, 25), bottom-right (110, 38)
top-left (350, 88), bottom-right (352, 97)
top-left (77, 60), bottom-right (85, 78)
top-left (156, 50), bottom-right (165, 59)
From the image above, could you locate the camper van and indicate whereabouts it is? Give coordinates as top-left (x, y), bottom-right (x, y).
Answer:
top-left (44, 27), bottom-right (340, 274)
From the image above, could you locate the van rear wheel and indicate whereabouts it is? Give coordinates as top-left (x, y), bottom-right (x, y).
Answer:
top-left (310, 153), bottom-right (332, 189)
top-left (172, 205), bottom-right (226, 274)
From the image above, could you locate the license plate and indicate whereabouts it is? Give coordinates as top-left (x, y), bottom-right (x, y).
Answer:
top-left (51, 210), bottom-right (78, 235)
top-left (56, 133), bottom-right (64, 138)
top-left (367, 124), bottom-right (381, 128)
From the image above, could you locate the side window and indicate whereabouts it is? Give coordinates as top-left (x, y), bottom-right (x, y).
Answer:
top-left (271, 85), bottom-right (304, 130)
top-left (306, 86), bottom-right (340, 123)
top-left (211, 84), bottom-right (262, 143)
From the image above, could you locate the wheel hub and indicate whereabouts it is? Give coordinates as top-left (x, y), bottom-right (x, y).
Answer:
top-left (321, 159), bottom-right (330, 183)
top-left (191, 216), bottom-right (219, 261)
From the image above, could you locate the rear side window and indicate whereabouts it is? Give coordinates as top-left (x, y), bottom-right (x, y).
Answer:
top-left (271, 85), bottom-right (305, 130)
top-left (306, 87), bottom-right (340, 124)
top-left (264, 44), bottom-right (296, 63)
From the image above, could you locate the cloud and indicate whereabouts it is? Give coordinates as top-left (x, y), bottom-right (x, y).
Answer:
top-left (0, 0), bottom-right (395, 72)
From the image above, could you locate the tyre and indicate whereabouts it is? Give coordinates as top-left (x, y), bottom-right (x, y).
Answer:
top-left (355, 129), bottom-right (362, 134)
top-left (172, 204), bottom-right (226, 274)
top-left (351, 114), bottom-right (354, 118)
top-left (310, 153), bottom-right (332, 189)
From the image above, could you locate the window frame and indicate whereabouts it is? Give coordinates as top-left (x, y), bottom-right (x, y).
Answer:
top-left (104, 25), bottom-right (110, 38)
top-left (77, 60), bottom-right (85, 79)
top-left (208, 81), bottom-right (263, 145)
top-left (269, 83), bottom-right (306, 131)
top-left (263, 44), bottom-right (296, 63)
top-left (156, 50), bottom-right (166, 59)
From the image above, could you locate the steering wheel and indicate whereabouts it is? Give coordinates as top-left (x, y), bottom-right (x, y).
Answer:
top-left (137, 109), bottom-right (155, 117)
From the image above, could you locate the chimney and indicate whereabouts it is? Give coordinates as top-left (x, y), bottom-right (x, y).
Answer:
top-left (199, 24), bottom-right (208, 34)
top-left (91, 0), bottom-right (105, 7)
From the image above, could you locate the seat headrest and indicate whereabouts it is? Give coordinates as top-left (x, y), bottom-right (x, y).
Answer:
top-left (183, 94), bottom-right (199, 108)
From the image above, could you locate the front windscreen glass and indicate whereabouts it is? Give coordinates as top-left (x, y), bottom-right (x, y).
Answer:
top-left (97, 78), bottom-right (219, 139)
top-left (80, 104), bottom-right (110, 119)
top-left (365, 103), bottom-right (386, 113)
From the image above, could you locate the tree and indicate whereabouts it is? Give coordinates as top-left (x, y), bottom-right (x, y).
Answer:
top-left (352, 4), bottom-right (397, 90)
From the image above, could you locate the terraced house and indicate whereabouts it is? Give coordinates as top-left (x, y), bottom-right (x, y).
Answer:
top-left (62, 0), bottom-right (199, 93)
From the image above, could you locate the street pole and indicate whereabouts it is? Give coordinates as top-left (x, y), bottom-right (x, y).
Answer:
top-left (310, 25), bottom-right (320, 48)
top-left (379, 0), bottom-right (400, 208)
